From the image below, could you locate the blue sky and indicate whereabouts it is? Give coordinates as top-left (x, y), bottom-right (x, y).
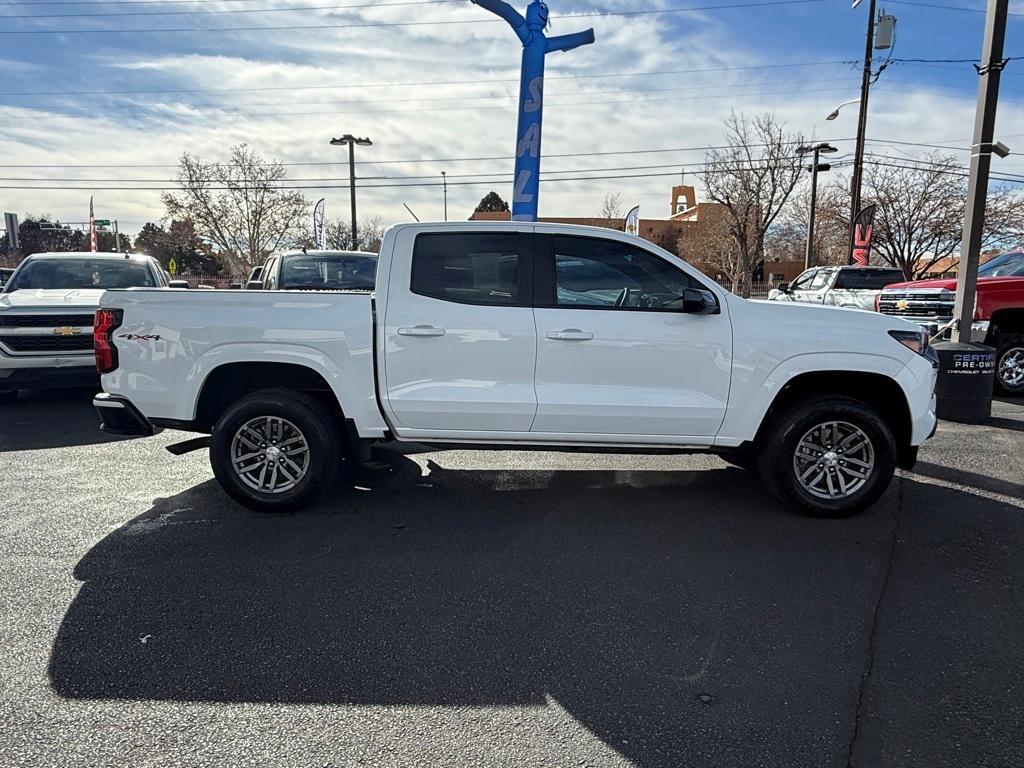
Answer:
top-left (0, 0), bottom-right (1021, 235)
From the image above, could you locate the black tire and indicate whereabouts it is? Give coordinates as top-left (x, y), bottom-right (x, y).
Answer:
top-left (755, 395), bottom-right (897, 518)
top-left (210, 390), bottom-right (342, 513)
top-left (994, 333), bottom-right (1024, 396)
top-left (0, 389), bottom-right (17, 405)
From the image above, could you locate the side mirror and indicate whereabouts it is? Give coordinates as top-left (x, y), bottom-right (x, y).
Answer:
top-left (244, 280), bottom-right (264, 290)
top-left (167, 279), bottom-right (190, 289)
top-left (680, 288), bottom-right (720, 315)
top-left (777, 282), bottom-right (790, 293)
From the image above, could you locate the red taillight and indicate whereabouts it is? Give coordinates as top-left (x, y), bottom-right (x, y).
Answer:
top-left (93, 309), bottom-right (123, 374)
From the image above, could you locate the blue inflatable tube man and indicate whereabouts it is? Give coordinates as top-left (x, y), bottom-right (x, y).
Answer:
top-left (471, 0), bottom-right (595, 221)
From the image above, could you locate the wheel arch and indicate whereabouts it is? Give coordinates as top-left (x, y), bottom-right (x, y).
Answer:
top-left (195, 361), bottom-right (346, 434)
top-left (991, 308), bottom-right (1024, 336)
top-left (753, 370), bottom-right (914, 467)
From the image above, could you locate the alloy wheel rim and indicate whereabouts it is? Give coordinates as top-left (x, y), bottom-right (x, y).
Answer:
top-left (999, 347), bottom-right (1024, 389)
top-left (230, 416), bottom-right (310, 494)
top-left (792, 420), bottom-right (875, 500)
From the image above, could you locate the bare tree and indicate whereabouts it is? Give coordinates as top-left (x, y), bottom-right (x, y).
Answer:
top-left (700, 112), bottom-right (805, 296)
top-left (325, 215), bottom-right (386, 253)
top-left (815, 155), bottom-right (1024, 279)
top-left (768, 181), bottom-right (850, 267)
top-left (676, 207), bottom-right (739, 283)
top-left (162, 145), bottom-right (309, 272)
top-left (599, 192), bottom-right (624, 222)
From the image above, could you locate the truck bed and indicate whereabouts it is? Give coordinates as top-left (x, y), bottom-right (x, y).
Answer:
top-left (99, 289), bottom-right (388, 437)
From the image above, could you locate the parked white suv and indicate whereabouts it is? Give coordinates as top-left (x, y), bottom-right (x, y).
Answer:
top-left (768, 265), bottom-right (906, 310)
top-left (0, 252), bottom-right (168, 403)
top-left (93, 223), bottom-right (938, 517)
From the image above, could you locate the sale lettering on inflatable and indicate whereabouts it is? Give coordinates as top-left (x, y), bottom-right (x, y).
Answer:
top-left (471, 0), bottom-right (595, 221)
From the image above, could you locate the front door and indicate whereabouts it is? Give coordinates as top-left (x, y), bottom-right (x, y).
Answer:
top-left (531, 233), bottom-right (732, 439)
top-left (382, 229), bottom-right (537, 433)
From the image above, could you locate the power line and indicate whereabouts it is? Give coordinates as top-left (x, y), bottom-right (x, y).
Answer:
top-left (11, 137), bottom-right (998, 170)
top-left (0, 0), bottom-right (460, 18)
top-left (0, 60), bottom-right (858, 98)
top-left (4, 159), bottom-right (1023, 191)
top-left (0, 0), bottom-right (826, 33)
top-left (885, 0), bottom-right (1023, 16)
top-left (3, 76), bottom-right (864, 111)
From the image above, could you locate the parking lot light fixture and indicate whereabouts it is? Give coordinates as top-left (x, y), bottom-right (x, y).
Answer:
top-left (796, 143), bottom-right (839, 270)
top-left (330, 135), bottom-right (373, 250)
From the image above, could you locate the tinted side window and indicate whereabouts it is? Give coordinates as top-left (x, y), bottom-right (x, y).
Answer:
top-left (411, 233), bottom-right (523, 306)
top-left (552, 235), bottom-right (695, 310)
top-left (834, 269), bottom-right (905, 289)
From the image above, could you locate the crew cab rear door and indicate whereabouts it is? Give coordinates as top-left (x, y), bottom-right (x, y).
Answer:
top-left (380, 227), bottom-right (537, 433)
top-left (530, 231), bottom-right (732, 439)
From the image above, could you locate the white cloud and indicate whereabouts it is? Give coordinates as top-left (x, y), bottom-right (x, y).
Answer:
top-left (0, 3), bottom-right (1018, 247)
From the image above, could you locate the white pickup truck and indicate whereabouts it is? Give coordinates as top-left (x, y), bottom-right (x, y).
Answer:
top-left (0, 251), bottom-right (170, 403)
top-left (94, 222), bottom-right (939, 517)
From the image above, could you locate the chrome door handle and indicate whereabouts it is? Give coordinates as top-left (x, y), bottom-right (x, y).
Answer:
top-left (398, 325), bottom-right (446, 337)
top-left (546, 329), bottom-right (594, 341)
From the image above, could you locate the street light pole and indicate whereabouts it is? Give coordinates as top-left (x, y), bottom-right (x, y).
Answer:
top-left (330, 134), bottom-right (372, 250)
top-left (848, 0), bottom-right (876, 263)
top-left (798, 143), bottom-right (838, 270)
top-left (953, 0), bottom-right (1009, 344)
top-left (441, 170), bottom-right (448, 221)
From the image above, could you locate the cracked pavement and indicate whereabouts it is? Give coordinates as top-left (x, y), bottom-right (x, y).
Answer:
top-left (1, 389), bottom-right (1023, 767)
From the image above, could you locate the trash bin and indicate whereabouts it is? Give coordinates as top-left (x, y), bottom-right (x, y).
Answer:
top-left (931, 341), bottom-right (995, 423)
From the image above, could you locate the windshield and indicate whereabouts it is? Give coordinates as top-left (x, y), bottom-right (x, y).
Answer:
top-left (978, 251), bottom-right (1024, 277)
top-left (279, 253), bottom-right (377, 290)
top-left (4, 258), bottom-right (157, 291)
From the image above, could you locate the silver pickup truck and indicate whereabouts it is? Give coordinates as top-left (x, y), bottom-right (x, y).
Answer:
top-left (768, 265), bottom-right (906, 310)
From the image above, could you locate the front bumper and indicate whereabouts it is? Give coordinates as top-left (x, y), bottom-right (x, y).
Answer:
top-left (902, 318), bottom-right (990, 344)
top-left (93, 393), bottom-right (158, 436)
top-left (0, 362), bottom-right (99, 390)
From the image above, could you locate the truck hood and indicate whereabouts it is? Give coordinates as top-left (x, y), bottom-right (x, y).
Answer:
top-left (740, 295), bottom-right (921, 334)
top-left (883, 275), bottom-right (1024, 291)
top-left (0, 288), bottom-right (106, 309)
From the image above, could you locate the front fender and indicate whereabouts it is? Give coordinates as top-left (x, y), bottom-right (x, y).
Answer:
top-left (714, 351), bottom-right (911, 446)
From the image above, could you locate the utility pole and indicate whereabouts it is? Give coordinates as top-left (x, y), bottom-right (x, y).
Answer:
top-left (441, 170), bottom-right (448, 221)
top-left (330, 134), bottom-right (372, 250)
top-left (113, 219), bottom-right (122, 253)
top-left (848, 0), bottom-right (876, 263)
top-left (953, 0), bottom-right (1009, 344)
top-left (798, 143), bottom-right (837, 270)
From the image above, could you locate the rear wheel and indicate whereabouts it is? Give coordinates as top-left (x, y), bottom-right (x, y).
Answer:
top-left (995, 334), bottom-right (1024, 396)
top-left (210, 390), bottom-right (341, 513)
top-left (756, 395), bottom-right (897, 518)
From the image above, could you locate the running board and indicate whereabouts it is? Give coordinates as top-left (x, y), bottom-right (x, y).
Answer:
top-left (165, 436), bottom-right (211, 455)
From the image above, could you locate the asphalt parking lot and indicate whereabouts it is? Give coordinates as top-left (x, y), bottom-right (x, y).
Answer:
top-left (2, 389), bottom-right (1023, 768)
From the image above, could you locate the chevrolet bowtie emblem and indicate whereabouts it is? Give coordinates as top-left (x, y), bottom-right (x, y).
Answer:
top-left (53, 326), bottom-right (80, 336)
top-left (895, 299), bottom-right (910, 311)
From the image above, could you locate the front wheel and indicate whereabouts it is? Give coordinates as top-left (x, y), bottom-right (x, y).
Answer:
top-left (995, 334), bottom-right (1024, 396)
top-left (756, 395), bottom-right (897, 518)
top-left (210, 390), bottom-right (341, 513)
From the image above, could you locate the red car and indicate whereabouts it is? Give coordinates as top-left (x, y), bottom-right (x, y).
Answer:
top-left (877, 250), bottom-right (1024, 395)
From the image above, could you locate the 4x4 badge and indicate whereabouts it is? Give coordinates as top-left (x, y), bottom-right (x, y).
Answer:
top-left (119, 333), bottom-right (162, 341)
